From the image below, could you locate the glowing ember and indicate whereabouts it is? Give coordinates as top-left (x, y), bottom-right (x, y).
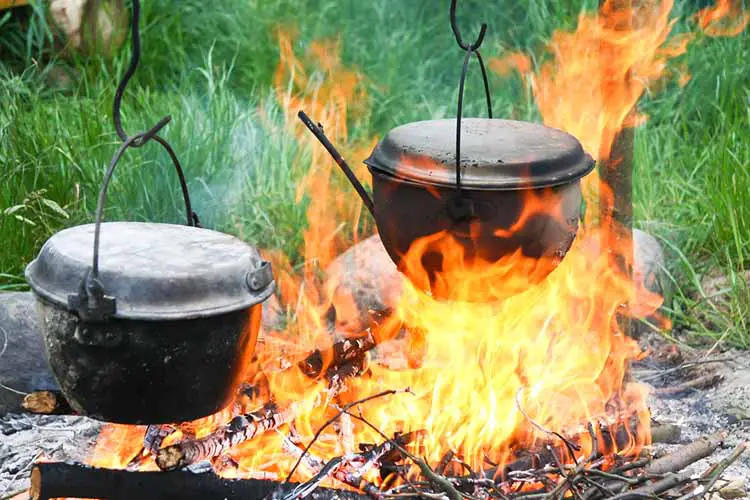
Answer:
top-left (88, 0), bottom-right (742, 489)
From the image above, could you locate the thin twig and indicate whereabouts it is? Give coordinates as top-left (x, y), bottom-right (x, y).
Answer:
top-left (283, 388), bottom-right (412, 483)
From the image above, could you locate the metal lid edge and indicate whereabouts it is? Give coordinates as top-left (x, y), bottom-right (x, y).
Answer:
top-left (25, 258), bottom-right (276, 321)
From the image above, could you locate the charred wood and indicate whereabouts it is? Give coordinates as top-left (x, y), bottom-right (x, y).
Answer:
top-left (29, 462), bottom-right (370, 500)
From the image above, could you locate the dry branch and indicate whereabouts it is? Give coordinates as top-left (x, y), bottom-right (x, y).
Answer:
top-left (646, 431), bottom-right (727, 475)
top-left (653, 374), bottom-right (724, 397)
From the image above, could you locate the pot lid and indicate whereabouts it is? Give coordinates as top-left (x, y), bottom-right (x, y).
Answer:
top-left (25, 222), bottom-right (275, 321)
top-left (364, 118), bottom-right (595, 190)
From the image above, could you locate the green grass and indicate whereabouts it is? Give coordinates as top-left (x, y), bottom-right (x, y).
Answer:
top-left (1, 0), bottom-right (749, 346)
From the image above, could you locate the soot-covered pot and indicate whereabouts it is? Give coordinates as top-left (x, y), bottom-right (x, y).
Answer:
top-left (25, 165), bottom-right (274, 424)
top-left (299, 113), bottom-right (594, 301)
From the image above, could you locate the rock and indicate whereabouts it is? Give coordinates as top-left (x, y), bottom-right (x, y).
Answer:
top-left (0, 292), bottom-right (59, 415)
top-left (325, 234), bottom-right (403, 333)
top-left (719, 479), bottom-right (746, 499)
top-left (50, 0), bottom-right (128, 57)
top-left (631, 228), bottom-right (672, 337)
top-left (709, 365), bottom-right (750, 421)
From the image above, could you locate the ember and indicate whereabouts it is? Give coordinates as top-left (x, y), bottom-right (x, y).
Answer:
top-left (19, 0), bottom-right (750, 499)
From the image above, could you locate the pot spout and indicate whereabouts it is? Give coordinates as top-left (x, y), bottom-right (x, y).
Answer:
top-left (297, 110), bottom-right (375, 217)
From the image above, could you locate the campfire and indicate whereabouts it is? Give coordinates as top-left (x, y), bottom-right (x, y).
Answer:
top-left (9, 0), bottom-right (750, 499)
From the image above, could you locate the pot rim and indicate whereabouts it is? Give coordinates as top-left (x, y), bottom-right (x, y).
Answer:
top-left (367, 162), bottom-right (592, 191)
top-left (365, 118), bottom-right (596, 190)
top-left (25, 222), bottom-right (275, 321)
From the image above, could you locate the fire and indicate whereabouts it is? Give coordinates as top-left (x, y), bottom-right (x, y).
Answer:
top-left (87, 0), bottom-right (742, 488)
top-left (696, 0), bottom-right (750, 37)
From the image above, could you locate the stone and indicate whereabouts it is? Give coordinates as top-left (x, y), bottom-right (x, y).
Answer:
top-left (710, 364), bottom-right (750, 421)
top-left (50, 0), bottom-right (128, 57)
top-left (0, 292), bottom-right (59, 415)
top-left (324, 234), bottom-right (403, 333)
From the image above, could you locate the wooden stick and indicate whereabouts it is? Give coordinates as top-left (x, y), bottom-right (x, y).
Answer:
top-left (646, 431), bottom-right (727, 475)
top-left (21, 391), bottom-right (73, 415)
top-left (652, 373), bottom-right (724, 397)
top-left (650, 422), bottom-right (682, 444)
top-left (29, 462), bottom-right (370, 500)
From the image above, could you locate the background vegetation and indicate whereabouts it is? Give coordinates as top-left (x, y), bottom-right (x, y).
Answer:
top-left (1, 0), bottom-right (748, 346)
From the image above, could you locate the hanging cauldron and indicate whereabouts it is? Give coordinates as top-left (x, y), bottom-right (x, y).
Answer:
top-left (298, 2), bottom-right (594, 301)
top-left (24, 0), bottom-right (274, 424)
top-left (25, 166), bottom-right (274, 424)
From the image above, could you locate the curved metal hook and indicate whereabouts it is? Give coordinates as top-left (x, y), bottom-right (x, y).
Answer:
top-left (112, 0), bottom-right (171, 146)
top-left (450, 0), bottom-right (488, 51)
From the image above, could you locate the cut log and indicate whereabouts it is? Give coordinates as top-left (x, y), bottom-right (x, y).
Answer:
top-left (30, 462), bottom-right (370, 500)
top-left (21, 391), bottom-right (73, 415)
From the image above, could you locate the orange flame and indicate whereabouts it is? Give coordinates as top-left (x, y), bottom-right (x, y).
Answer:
top-left (490, 0), bottom-right (693, 221)
top-left (86, 0), bottom-right (749, 486)
top-left (696, 0), bottom-right (750, 36)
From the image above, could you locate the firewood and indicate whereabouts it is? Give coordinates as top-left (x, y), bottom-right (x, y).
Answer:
top-left (156, 401), bottom-right (295, 471)
top-left (646, 431), bottom-right (727, 475)
top-left (652, 373), bottom-right (724, 397)
top-left (29, 462), bottom-right (370, 500)
top-left (299, 330), bottom-right (377, 379)
top-left (21, 391), bottom-right (73, 415)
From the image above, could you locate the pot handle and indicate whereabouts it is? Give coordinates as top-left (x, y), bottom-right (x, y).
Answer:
top-left (68, 0), bottom-right (198, 322)
top-left (67, 135), bottom-right (198, 322)
top-left (449, 0), bottom-right (493, 221)
top-left (297, 110), bottom-right (376, 218)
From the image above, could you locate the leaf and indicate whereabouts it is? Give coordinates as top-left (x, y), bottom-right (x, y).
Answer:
top-left (14, 214), bottom-right (36, 226)
top-left (41, 198), bottom-right (69, 218)
top-left (3, 205), bottom-right (25, 215)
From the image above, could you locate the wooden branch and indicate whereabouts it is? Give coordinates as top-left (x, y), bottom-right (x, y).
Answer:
top-left (21, 391), bottom-right (73, 415)
top-left (652, 373), bottom-right (724, 397)
top-left (646, 430), bottom-right (727, 475)
top-left (150, 330), bottom-right (378, 472)
top-left (156, 401), bottom-right (294, 471)
top-left (29, 462), bottom-right (370, 500)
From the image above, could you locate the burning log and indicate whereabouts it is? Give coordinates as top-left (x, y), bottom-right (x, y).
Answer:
top-left (156, 401), bottom-right (295, 471)
top-left (29, 462), bottom-right (371, 500)
top-left (153, 330), bottom-right (378, 471)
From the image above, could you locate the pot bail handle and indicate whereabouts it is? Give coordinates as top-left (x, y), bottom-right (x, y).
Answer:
top-left (68, 135), bottom-right (197, 322)
top-left (450, 0), bottom-right (493, 220)
top-left (68, 0), bottom-right (197, 322)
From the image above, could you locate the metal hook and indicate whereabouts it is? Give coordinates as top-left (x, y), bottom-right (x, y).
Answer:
top-left (112, 0), bottom-right (171, 147)
top-left (450, 0), bottom-right (488, 51)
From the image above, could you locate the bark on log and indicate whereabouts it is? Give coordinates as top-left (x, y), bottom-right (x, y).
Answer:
top-left (156, 401), bottom-right (294, 471)
top-left (646, 430), bottom-right (727, 475)
top-left (30, 462), bottom-right (370, 500)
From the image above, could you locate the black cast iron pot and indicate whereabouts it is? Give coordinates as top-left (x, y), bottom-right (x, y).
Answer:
top-left (299, 114), bottom-right (595, 301)
top-left (25, 159), bottom-right (274, 424)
